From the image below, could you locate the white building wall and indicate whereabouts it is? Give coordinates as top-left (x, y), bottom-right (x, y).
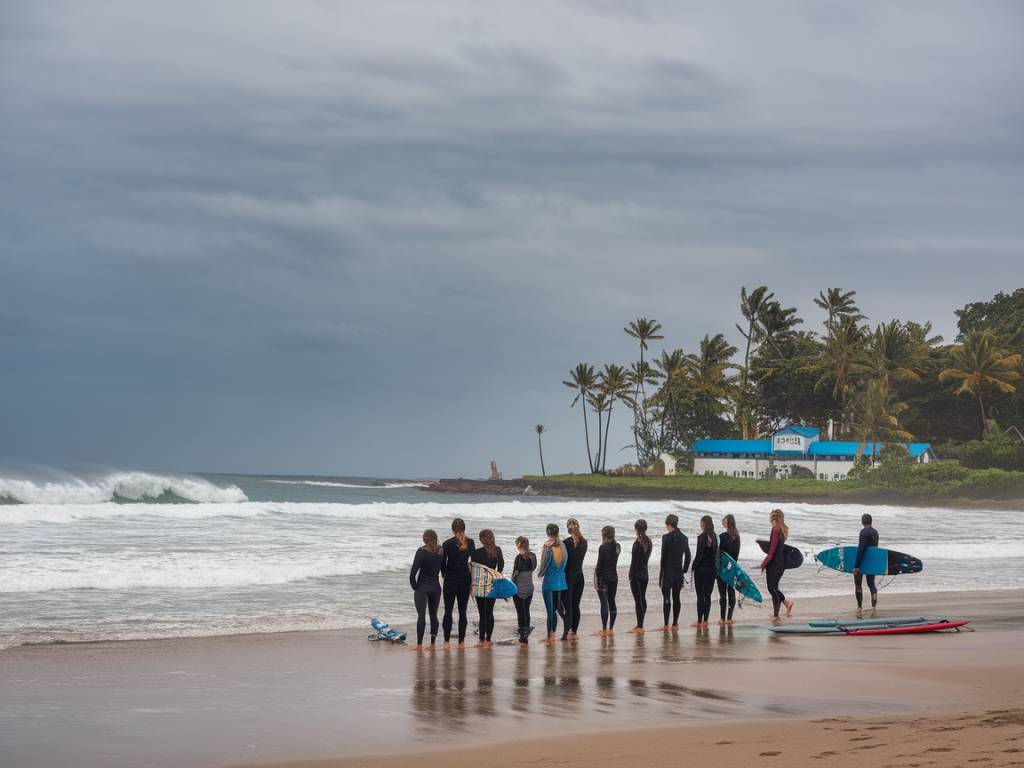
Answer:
top-left (693, 456), bottom-right (857, 481)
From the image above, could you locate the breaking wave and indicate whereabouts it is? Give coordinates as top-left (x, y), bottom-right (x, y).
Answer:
top-left (0, 467), bottom-right (247, 505)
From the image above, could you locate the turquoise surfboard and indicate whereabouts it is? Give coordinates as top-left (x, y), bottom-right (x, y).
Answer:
top-left (814, 546), bottom-right (922, 576)
top-left (717, 552), bottom-right (762, 603)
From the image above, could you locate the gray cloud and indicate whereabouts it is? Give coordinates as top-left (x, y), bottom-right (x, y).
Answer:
top-left (1, 0), bottom-right (1023, 476)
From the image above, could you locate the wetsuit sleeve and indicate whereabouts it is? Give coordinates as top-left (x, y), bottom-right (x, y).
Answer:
top-left (854, 528), bottom-right (870, 569)
top-left (595, 543), bottom-right (607, 581)
top-left (440, 541), bottom-right (449, 578)
top-left (761, 527), bottom-right (779, 569)
top-left (682, 535), bottom-right (692, 574)
top-left (658, 535), bottom-right (666, 584)
top-left (410, 548), bottom-right (423, 591)
top-left (629, 540), bottom-right (639, 579)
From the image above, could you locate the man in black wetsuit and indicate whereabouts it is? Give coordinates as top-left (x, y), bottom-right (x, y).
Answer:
top-left (658, 514), bottom-right (691, 631)
top-left (853, 513), bottom-right (879, 611)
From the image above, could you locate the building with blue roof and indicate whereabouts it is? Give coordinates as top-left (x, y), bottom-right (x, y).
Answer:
top-left (692, 425), bottom-right (936, 481)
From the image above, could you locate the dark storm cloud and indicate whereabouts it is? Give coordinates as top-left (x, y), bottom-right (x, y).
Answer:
top-left (2, 1), bottom-right (1023, 476)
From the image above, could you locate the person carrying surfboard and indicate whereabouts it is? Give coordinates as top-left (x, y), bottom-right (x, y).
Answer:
top-left (717, 514), bottom-right (741, 625)
top-left (854, 513), bottom-right (880, 612)
top-left (760, 509), bottom-right (794, 621)
top-left (440, 518), bottom-right (475, 651)
top-left (470, 529), bottom-right (504, 648)
top-left (658, 514), bottom-right (691, 632)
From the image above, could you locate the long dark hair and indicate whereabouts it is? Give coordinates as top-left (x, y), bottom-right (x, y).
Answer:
top-left (635, 519), bottom-right (651, 553)
top-left (567, 517), bottom-right (585, 544)
top-left (479, 529), bottom-right (498, 559)
top-left (700, 515), bottom-right (716, 546)
top-left (601, 525), bottom-right (616, 543)
top-left (546, 523), bottom-right (562, 548)
top-left (422, 529), bottom-right (441, 555)
top-left (722, 514), bottom-right (739, 540)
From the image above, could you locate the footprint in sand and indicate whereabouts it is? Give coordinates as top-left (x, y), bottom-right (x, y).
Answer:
top-left (715, 740), bottom-right (733, 745)
top-left (925, 747), bottom-right (954, 753)
top-left (758, 751), bottom-right (782, 757)
top-left (850, 736), bottom-right (873, 741)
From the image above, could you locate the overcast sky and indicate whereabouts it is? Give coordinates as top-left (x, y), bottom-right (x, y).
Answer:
top-left (2, 1), bottom-right (1022, 478)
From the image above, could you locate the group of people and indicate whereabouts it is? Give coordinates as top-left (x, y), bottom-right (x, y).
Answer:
top-left (408, 509), bottom-right (881, 651)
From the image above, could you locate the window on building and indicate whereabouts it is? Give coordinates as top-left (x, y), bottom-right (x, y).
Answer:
top-left (833, 473), bottom-right (840, 480)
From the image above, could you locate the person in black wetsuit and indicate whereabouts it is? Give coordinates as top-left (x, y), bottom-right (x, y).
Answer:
top-left (594, 525), bottom-right (621, 636)
top-left (691, 515), bottom-right (718, 628)
top-left (658, 513), bottom-right (691, 632)
top-left (853, 513), bottom-right (879, 611)
top-left (409, 529), bottom-right (443, 651)
top-left (470, 528), bottom-right (504, 648)
top-left (628, 519), bottom-right (653, 633)
top-left (760, 508), bottom-right (793, 620)
top-left (560, 517), bottom-right (588, 640)
top-left (717, 514), bottom-right (741, 625)
top-left (440, 517), bottom-right (475, 650)
top-left (510, 537), bottom-right (536, 645)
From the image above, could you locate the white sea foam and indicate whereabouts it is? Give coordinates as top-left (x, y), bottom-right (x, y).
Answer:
top-left (266, 479), bottom-right (428, 489)
top-left (0, 469), bottom-right (247, 505)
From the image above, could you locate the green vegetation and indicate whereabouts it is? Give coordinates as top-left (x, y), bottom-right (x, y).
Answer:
top-left (558, 287), bottom-right (1024, 480)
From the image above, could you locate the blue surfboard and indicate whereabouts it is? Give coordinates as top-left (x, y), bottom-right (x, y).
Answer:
top-left (717, 552), bottom-right (763, 603)
top-left (814, 546), bottom-right (922, 576)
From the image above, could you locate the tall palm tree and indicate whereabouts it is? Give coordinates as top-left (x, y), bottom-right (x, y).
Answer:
top-left (814, 288), bottom-right (865, 336)
top-left (596, 364), bottom-right (634, 473)
top-left (627, 360), bottom-right (662, 464)
top-left (586, 388), bottom-right (609, 473)
top-left (535, 424), bottom-right (547, 477)
top-left (687, 334), bottom-right (738, 439)
top-left (736, 286), bottom-right (773, 438)
top-left (624, 317), bottom-right (664, 388)
top-left (563, 363), bottom-right (597, 472)
top-left (815, 315), bottom-right (868, 433)
top-left (756, 301), bottom-right (803, 357)
top-left (856, 320), bottom-right (921, 393)
top-left (850, 381), bottom-right (913, 467)
top-left (625, 317), bottom-right (664, 463)
top-left (653, 348), bottom-right (688, 437)
top-left (939, 330), bottom-right (1022, 438)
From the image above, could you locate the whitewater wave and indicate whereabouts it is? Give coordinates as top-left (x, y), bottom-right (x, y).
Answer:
top-left (266, 479), bottom-right (428, 489)
top-left (0, 469), bottom-right (247, 505)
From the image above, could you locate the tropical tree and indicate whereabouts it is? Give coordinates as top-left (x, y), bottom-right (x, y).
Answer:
top-left (534, 424), bottom-right (547, 477)
top-left (687, 334), bottom-right (738, 439)
top-left (596, 364), bottom-right (634, 472)
top-left (939, 330), bottom-right (1023, 439)
top-left (735, 286), bottom-right (773, 439)
top-left (756, 300), bottom-right (803, 357)
top-left (815, 315), bottom-right (868, 432)
top-left (850, 380), bottom-right (913, 466)
top-left (586, 388), bottom-right (609, 473)
top-left (624, 317), bottom-right (664, 394)
top-left (856, 320), bottom-right (921, 393)
top-left (624, 317), bottom-right (664, 464)
top-left (814, 288), bottom-right (864, 336)
top-left (562, 363), bottom-right (597, 472)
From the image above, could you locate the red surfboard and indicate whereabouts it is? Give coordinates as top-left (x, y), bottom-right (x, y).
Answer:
top-left (843, 620), bottom-right (969, 636)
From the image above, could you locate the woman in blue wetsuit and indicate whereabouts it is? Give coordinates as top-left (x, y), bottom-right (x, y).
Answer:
top-left (537, 523), bottom-right (567, 646)
top-left (409, 529), bottom-right (443, 652)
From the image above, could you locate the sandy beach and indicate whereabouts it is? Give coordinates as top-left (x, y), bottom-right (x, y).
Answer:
top-left (3, 589), bottom-right (1022, 768)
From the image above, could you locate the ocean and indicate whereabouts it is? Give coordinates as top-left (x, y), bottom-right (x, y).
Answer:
top-left (2, 467), bottom-right (1022, 649)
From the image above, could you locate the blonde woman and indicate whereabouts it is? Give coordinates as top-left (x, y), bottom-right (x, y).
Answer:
top-left (537, 523), bottom-right (568, 645)
top-left (759, 509), bottom-right (794, 620)
top-left (561, 517), bottom-right (588, 640)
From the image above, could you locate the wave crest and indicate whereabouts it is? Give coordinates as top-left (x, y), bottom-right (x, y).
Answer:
top-left (0, 468), bottom-right (247, 505)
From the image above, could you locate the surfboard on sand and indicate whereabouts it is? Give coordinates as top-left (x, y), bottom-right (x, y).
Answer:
top-left (770, 618), bottom-right (967, 635)
top-left (717, 552), bottom-right (763, 603)
top-left (756, 539), bottom-right (804, 569)
top-left (470, 561), bottom-right (519, 599)
top-left (368, 618), bottom-right (406, 642)
top-left (814, 546), bottom-right (923, 576)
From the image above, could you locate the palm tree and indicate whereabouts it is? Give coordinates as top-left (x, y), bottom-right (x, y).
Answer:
top-left (586, 388), bottom-right (609, 472)
top-left (939, 330), bottom-right (1023, 438)
top-left (535, 424), bottom-right (547, 477)
top-left (850, 381), bottom-right (913, 466)
top-left (756, 301), bottom-right (803, 357)
top-left (736, 286), bottom-right (773, 438)
top-left (596, 364), bottom-right (634, 472)
top-left (814, 288), bottom-right (865, 336)
top-left (625, 318), bottom-right (664, 463)
top-left (624, 318), bottom-right (664, 392)
top-left (687, 334), bottom-right (738, 439)
top-left (856, 320), bottom-right (921, 393)
top-left (653, 348), bottom-right (688, 438)
top-left (563, 363), bottom-right (597, 472)
top-left (815, 315), bottom-right (868, 432)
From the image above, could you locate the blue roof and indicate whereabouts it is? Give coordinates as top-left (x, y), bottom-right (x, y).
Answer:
top-left (776, 425), bottom-right (820, 438)
top-left (692, 439), bottom-right (771, 454)
top-left (809, 442), bottom-right (932, 457)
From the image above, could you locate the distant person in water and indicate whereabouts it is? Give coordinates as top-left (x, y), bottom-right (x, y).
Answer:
top-left (691, 515), bottom-right (718, 628)
top-left (854, 513), bottom-right (879, 611)
top-left (470, 529), bottom-right (503, 648)
top-left (440, 518), bottom-right (475, 650)
top-left (510, 536), bottom-right (536, 645)
top-left (760, 509), bottom-right (794, 620)
top-left (628, 519), bottom-right (653, 633)
top-left (537, 523), bottom-right (568, 646)
top-left (409, 529), bottom-right (443, 652)
top-left (717, 514), bottom-right (741, 625)
top-left (658, 514), bottom-right (691, 632)
top-left (560, 518), bottom-right (588, 640)
top-left (594, 525), bottom-right (621, 636)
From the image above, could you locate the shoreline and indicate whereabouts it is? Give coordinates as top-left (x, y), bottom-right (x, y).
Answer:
top-left (3, 589), bottom-right (1022, 768)
top-left (421, 477), bottom-right (1024, 509)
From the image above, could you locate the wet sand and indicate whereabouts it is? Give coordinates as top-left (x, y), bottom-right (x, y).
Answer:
top-left (1, 590), bottom-right (1022, 768)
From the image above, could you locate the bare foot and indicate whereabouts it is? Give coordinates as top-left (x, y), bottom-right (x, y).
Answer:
top-left (592, 630), bottom-right (605, 637)
top-left (771, 616), bottom-right (782, 623)
top-left (411, 645), bottom-right (422, 652)
top-left (607, 629), bottom-right (614, 636)
top-left (427, 644), bottom-right (436, 652)
top-left (671, 624), bottom-right (679, 633)
top-left (457, 642), bottom-right (465, 651)
top-left (656, 625), bottom-right (670, 633)
top-left (726, 619), bottom-right (735, 625)
top-left (443, 642), bottom-right (451, 652)
top-left (784, 600), bottom-right (794, 617)
top-left (717, 620), bottom-right (726, 626)
top-left (689, 621), bottom-right (701, 628)
top-left (567, 632), bottom-right (578, 641)
top-left (627, 626), bottom-right (641, 634)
